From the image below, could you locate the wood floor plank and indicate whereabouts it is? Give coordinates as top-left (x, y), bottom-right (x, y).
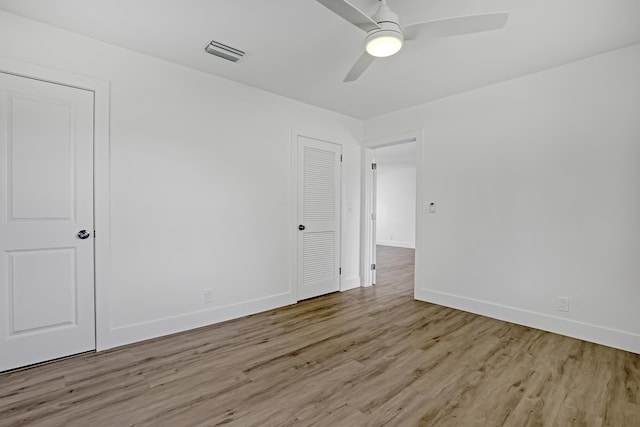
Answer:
top-left (1, 245), bottom-right (638, 426)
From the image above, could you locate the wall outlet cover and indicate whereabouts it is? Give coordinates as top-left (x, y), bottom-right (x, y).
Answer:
top-left (204, 289), bottom-right (214, 304)
top-left (558, 296), bottom-right (569, 312)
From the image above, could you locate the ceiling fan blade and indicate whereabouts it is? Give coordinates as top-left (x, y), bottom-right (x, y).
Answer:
top-left (344, 52), bottom-right (375, 82)
top-left (402, 12), bottom-right (509, 41)
top-left (317, 0), bottom-right (381, 32)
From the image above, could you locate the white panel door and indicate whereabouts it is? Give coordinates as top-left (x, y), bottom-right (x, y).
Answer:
top-left (297, 136), bottom-right (341, 300)
top-left (0, 72), bottom-right (95, 372)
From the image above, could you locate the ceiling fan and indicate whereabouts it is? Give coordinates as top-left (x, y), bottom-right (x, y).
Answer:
top-left (317, 0), bottom-right (509, 82)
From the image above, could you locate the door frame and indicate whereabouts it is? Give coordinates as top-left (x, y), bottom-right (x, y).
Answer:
top-left (361, 130), bottom-right (423, 293)
top-left (289, 130), bottom-right (344, 303)
top-left (0, 57), bottom-right (111, 351)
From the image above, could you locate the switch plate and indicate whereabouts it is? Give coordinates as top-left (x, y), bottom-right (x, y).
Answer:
top-left (558, 296), bottom-right (569, 312)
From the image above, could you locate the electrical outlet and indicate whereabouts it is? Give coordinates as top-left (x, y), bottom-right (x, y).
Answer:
top-left (203, 289), bottom-right (213, 304)
top-left (558, 296), bottom-right (569, 312)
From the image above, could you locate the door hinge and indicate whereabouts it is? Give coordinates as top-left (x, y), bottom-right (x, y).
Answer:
top-left (372, 163), bottom-right (377, 170)
top-left (340, 154), bottom-right (343, 162)
top-left (93, 230), bottom-right (96, 238)
top-left (371, 263), bottom-right (376, 270)
top-left (339, 267), bottom-right (342, 275)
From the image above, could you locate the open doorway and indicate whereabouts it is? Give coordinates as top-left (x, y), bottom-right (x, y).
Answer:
top-left (362, 132), bottom-right (422, 294)
top-left (373, 142), bottom-right (416, 289)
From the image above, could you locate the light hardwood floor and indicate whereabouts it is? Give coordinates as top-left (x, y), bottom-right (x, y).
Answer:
top-left (1, 245), bottom-right (639, 426)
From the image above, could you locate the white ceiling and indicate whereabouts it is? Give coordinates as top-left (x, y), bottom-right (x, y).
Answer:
top-left (1, 0), bottom-right (639, 119)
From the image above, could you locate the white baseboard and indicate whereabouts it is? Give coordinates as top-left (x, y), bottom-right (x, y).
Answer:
top-left (341, 276), bottom-right (361, 291)
top-left (415, 288), bottom-right (640, 355)
top-left (108, 292), bottom-right (293, 349)
top-left (377, 240), bottom-right (415, 249)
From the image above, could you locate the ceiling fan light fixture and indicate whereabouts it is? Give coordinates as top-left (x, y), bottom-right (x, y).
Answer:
top-left (365, 30), bottom-right (403, 57)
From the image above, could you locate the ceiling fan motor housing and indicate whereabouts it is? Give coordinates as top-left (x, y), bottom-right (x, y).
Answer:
top-left (365, 2), bottom-right (404, 57)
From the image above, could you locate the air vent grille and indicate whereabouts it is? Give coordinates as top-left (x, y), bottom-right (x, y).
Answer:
top-left (205, 40), bottom-right (245, 62)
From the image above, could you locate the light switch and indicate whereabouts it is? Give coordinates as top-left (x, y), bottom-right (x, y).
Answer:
top-left (429, 202), bottom-right (436, 213)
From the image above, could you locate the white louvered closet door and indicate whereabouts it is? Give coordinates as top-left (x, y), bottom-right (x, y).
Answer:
top-left (297, 136), bottom-right (341, 300)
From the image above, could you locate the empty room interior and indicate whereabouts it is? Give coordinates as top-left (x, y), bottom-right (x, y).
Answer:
top-left (0, 0), bottom-right (639, 425)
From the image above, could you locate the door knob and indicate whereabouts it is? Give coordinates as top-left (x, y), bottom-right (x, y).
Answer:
top-left (77, 230), bottom-right (91, 239)
top-left (298, 224), bottom-right (305, 231)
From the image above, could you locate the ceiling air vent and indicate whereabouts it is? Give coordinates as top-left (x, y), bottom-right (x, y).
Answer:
top-left (205, 40), bottom-right (245, 63)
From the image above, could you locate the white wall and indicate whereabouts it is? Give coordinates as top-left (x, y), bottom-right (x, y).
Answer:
top-left (375, 162), bottom-right (416, 248)
top-left (365, 44), bottom-right (640, 354)
top-left (0, 10), bottom-right (363, 348)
